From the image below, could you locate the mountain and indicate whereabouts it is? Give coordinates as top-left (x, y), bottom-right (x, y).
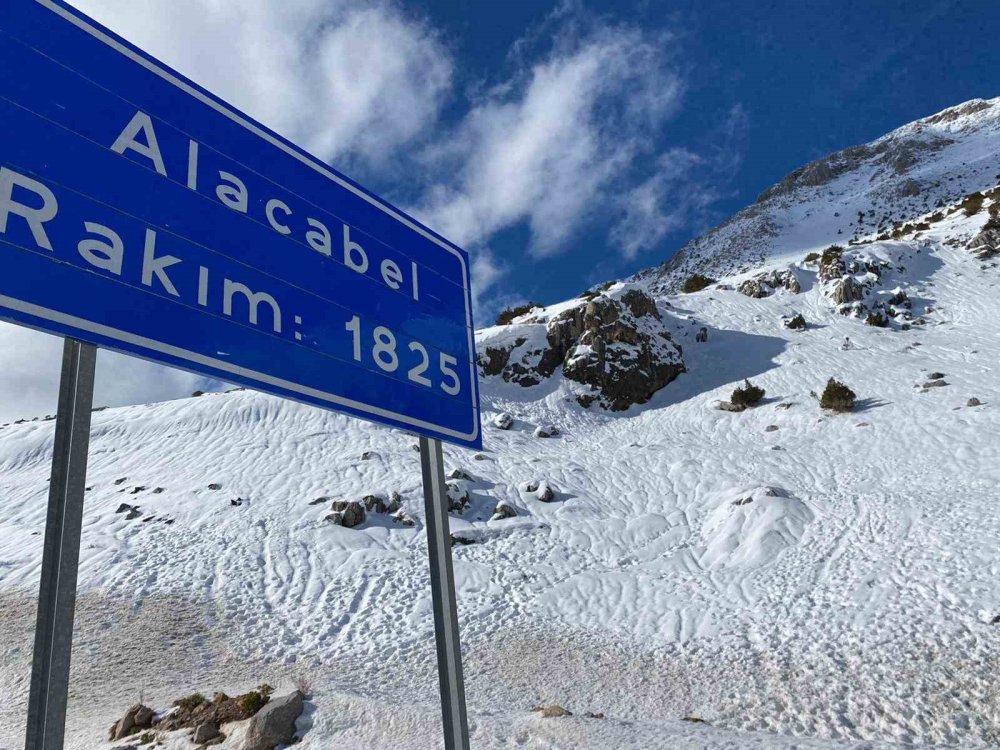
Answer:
top-left (2, 99), bottom-right (1000, 750)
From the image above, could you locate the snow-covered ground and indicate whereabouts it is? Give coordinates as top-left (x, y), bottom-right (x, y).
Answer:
top-left (2, 100), bottom-right (1000, 749)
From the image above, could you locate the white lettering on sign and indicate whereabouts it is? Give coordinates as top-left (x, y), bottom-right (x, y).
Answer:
top-left (345, 315), bottom-right (461, 396)
top-left (0, 167), bottom-right (59, 251)
top-left (110, 110), bottom-right (422, 302)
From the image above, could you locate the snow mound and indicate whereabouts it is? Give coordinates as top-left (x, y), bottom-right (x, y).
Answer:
top-left (699, 486), bottom-right (813, 570)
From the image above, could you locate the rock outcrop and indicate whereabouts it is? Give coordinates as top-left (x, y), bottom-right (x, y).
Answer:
top-left (243, 691), bottom-right (304, 750)
top-left (477, 286), bottom-right (684, 411)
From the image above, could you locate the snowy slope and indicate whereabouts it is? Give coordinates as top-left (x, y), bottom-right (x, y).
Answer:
top-left (635, 97), bottom-right (1000, 292)
top-left (1, 100), bottom-right (1000, 749)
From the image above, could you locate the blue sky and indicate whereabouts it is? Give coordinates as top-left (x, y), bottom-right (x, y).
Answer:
top-left (2, 0), bottom-right (998, 421)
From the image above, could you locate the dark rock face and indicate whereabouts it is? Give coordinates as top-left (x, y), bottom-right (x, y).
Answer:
top-left (243, 691), bottom-right (304, 750)
top-left (193, 721), bottom-right (220, 744)
top-left (329, 500), bottom-right (366, 527)
top-left (969, 218), bottom-right (1000, 259)
top-left (737, 269), bottom-right (800, 298)
top-left (477, 286), bottom-right (684, 411)
top-left (108, 704), bottom-right (154, 741)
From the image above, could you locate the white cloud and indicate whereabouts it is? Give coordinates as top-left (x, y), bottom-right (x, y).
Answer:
top-left (69, 0), bottom-right (452, 165)
top-left (0, 324), bottom-right (217, 424)
top-left (611, 105), bottom-right (749, 259)
top-left (414, 23), bottom-right (683, 256)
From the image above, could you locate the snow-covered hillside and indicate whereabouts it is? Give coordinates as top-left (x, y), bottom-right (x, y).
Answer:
top-left (2, 99), bottom-right (1000, 750)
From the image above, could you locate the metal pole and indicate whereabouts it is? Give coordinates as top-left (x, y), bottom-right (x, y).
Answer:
top-left (419, 436), bottom-right (470, 750)
top-left (24, 339), bottom-right (97, 750)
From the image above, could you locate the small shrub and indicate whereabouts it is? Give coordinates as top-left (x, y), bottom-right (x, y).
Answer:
top-left (785, 313), bottom-right (806, 330)
top-left (820, 378), bottom-right (856, 412)
top-left (730, 379), bottom-right (765, 409)
top-left (865, 311), bottom-right (888, 327)
top-left (239, 690), bottom-right (268, 716)
top-left (803, 252), bottom-right (820, 264)
top-left (495, 302), bottom-right (540, 326)
top-left (173, 693), bottom-right (206, 712)
top-left (682, 274), bottom-right (716, 293)
top-left (258, 683), bottom-right (274, 697)
top-left (137, 732), bottom-right (155, 745)
top-left (820, 245), bottom-right (844, 266)
top-left (960, 191), bottom-right (985, 217)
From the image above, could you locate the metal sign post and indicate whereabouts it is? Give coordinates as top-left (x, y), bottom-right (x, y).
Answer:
top-left (24, 339), bottom-right (97, 750)
top-left (419, 437), bottom-right (471, 750)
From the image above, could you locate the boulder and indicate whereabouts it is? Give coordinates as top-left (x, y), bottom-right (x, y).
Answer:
top-left (242, 691), bottom-right (304, 750)
top-left (492, 412), bottom-right (514, 430)
top-left (328, 500), bottom-right (365, 527)
top-left (446, 483), bottom-right (471, 513)
top-left (193, 721), bottom-right (220, 744)
top-left (108, 703), bottom-right (153, 741)
top-left (533, 425), bottom-right (558, 438)
top-left (362, 494), bottom-right (387, 514)
top-left (388, 491), bottom-right (403, 513)
top-left (968, 397), bottom-right (983, 407)
top-left (830, 276), bottom-right (864, 304)
top-left (491, 502), bottom-right (517, 520)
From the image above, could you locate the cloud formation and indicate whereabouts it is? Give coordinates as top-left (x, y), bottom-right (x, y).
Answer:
top-left (415, 22), bottom-right (684, 256)
top-left (71, 0), bottom-right (453, 166)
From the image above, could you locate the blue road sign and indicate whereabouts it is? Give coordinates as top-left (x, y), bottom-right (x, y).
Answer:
top-left (0, 0), bottom-right (481, 448)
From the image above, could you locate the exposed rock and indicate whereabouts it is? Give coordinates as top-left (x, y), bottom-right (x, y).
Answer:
top-left (532, 704), bottom-right (572, 718)
top-left (448, 469), bottom-right (473, 481)
top-left (737, 277), bottom-right (771, 298)
top-left (968, 397), bottom-right (983, 407)
top-left (243, 691), bottom-right (304, 750)
top-left (360, 451), bottom-right (377, 461)
top-left (329, 500), bottom-right (365, 527)
top-left (928, 372), bottom-right (946, 380)
top-left (524, 481), bottom-right (555, 502)
top-left (830, 276), bottom-right (865, 304)
top-left (446, 483), bottom-right (471, 513)
top-left (388, 491), bottom-right (403, 513)
top-left (362, 494), bottom-right (387, 514)
top-left (922, 380), bottom-right (948, 388)
top-left (108, 704), bottom-right (153, 741)
top-left (207, 483), bottom-right (222, 491)
top-left (784, 313), bottom-right (806, 330)
top-left (392, 512), bottom-right (416, 527)
top-left (765, 425), bottom-right (779, 432)
top-left (968, 217), bottom-right (1000, 259)
top-left (193, 721), bottom-right (220, 744)
top-left (492, 412), bottom-right (514, 430)
top-left (477, 286), bottom-right (684, 411)
top-left (491, 501), bottom-right (517, 520)
top-left (695, 327), bottom-right (708, 342)
top-left (533, 425), bottom-right (558, 438)
top-left (115, 503), bottom-right (134, 514)
top-left (717, 401), bottom-right (743, 412)
top-left (450, 533), bottom-right (477, 546)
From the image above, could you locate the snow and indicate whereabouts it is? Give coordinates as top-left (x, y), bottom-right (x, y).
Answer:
top-left (2, 102), bottom-right (1000, 749)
